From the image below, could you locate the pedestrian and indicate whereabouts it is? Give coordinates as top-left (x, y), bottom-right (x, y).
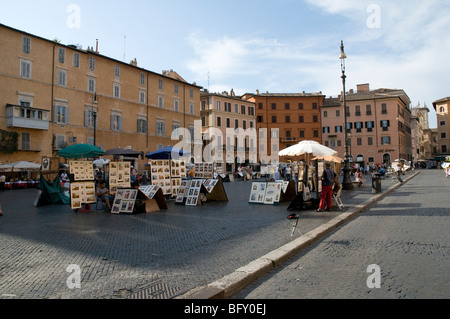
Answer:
top-left (396, 163), bottom-right (404, 183)
top-left (0, 173), bottom-right (5, 192)
top-left (285, 164), bottom-right (291, 181)
top-left (317, 162), bottom-right (335, 212)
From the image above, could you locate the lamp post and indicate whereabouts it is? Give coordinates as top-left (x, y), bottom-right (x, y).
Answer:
top-left (93, 92), bottom-right (98, 147)
top-left (340, 40), bottom-right (354, 190)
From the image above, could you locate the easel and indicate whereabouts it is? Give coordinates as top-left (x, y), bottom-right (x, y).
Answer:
top-left (288, 214), bottom-right (302, 237)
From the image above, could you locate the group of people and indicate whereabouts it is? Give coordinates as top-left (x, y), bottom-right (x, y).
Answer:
top-left (235, 165), bottom-right (253, 181)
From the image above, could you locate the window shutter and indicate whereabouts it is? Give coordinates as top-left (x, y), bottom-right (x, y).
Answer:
top-left (118, 117), bottom-right (123, 131)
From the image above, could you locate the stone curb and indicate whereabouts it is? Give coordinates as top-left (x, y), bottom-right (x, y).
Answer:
top-left (176, 171), bottom-right (420, 299)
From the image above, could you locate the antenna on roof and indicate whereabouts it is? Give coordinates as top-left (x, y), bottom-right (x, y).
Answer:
top-left (123, 35), bottom-right (126, 61)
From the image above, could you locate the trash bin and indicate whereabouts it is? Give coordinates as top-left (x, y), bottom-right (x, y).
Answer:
top-left (372, 173), bottom-right (382, 194)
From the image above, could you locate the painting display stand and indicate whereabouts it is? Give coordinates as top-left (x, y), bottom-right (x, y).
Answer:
top-left (138, 185), bottom-right (168, 213)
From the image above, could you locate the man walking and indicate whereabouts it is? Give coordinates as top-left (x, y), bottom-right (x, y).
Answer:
top-left (317, 162), bottom-right (335, 212)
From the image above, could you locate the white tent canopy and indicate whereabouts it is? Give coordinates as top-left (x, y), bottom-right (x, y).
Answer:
top-left (279, 140), bottom-right (338, 157)
top-left (0, 161), bottom-right (41, 172)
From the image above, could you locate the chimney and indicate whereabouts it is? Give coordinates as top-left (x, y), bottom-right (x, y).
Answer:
top-left (130, 58), bottom-right (137, 66)
top-left (357, 83), bottom-right (370, 93)
top-left (96, 39), bottom-right (99, 53)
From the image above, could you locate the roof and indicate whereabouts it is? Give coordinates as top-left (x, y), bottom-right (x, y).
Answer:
top-left (0, 23), bottom-right (202, 89)
top-left (344, 88), bottom-right (411, 105)
top-left (432, 97), bottom-right (450, 110)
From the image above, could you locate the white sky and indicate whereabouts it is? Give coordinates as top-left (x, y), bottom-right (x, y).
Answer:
top-left (1, 0), bottom-right (449, 128)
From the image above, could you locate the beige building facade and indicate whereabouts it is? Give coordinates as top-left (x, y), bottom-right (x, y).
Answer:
top-left (0, 24), bottom-right (201, 168)
top-left (200, 90), bottom-right (256, 172)
top-left (321, 83), bottom-right (413, 166)
top-left (432, 97), bottom-right (450, 155)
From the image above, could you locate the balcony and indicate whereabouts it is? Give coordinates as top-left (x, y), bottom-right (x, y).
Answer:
top-left (6, 104), bottom-right (50, 131)
top-left (281, 137), bottom-right (297, 144)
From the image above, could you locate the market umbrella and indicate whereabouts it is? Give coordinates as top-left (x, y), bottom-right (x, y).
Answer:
top-left (9, 161), bottom-right (41, 172)
top-left (57, 143), bottom-right (105, 159)
top-left (279, 140), bottom-right (338, 157)
top-left (146, 146), bottom-right (190, 160)
top-left (0, 163), bottom-right (13, 172)
top-left (312, 155), bottom-right (344, 162)
top-left (105, 148), bottom-right (143, 158)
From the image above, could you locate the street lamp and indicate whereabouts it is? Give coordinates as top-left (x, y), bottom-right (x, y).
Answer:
top-left (340, 40), bottom-right (354, 190)
top-left (93, 92), bottom-right (98, 146)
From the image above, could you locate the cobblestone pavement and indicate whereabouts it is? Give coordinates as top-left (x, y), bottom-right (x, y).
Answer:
top-left (233, 169), bottom-right (450, 299)
top-left (0, 171), bottom-right (418, 299)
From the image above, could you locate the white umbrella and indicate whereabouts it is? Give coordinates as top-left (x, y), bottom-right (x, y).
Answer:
top-left (0, 163), bottom-right (13, 172)
top-left (279, 140), bottom-right (338, 157)
top-left (9, 161), bottom-right (41, 172)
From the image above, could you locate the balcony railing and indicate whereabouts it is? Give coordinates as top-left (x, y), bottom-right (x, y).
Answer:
top-left (6, 104), bottom-right (50, 130)
top-left (281, 137), bottom-right (297, 144)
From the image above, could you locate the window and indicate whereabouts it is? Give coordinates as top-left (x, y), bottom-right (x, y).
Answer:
top-left (55, 135), bottom-right (66, 149)
top-left (335, 126), bottom-right (343, 133)
top-left (313, 129), bottom-right (319, 138)
top-left (368, 137), bottom-right (373, 145)
top-left (381, 136), bottom-right (391, 145)
top-left (381, 103), bottom-right (387, 114)
top-left (366, 104), bottom-right (372, 115)
top-left (272, 116), bottom-right (277, 123)
top-left (336, 110), bottom-right (340, 117)
top-left (241, 105), bottom-right (246, 114)
top-left (55, 105), bottom-right (69, 124)
top-left (248, 106), bottom-right (254, 116)
top-left (357, 137), bottom-right (362, 146)
top-left (111, 114), bottom-right (123, 131)
top-left (323, 127), bottom-right (330, 134)
top-left (355, 121), bottom-right (363, 133)
top-left (442, 145), bottom-right (448, 153)
top-left (89, 57), bottom-right (95, 71)
top-left (299, 130), bottom-right (305, 138)
top-left (114, 65), bottom-right (120, 78)
top-left (285, 116), bottom-right (290, 123)
top-left (312, 103), bottom-right (318, 110)
top-left (366, 121), bottom-right (374, 132)
top-left (174, 84), bottom-right (179, 94)
top-left (113, 84), bottom-right (120, 99)
top-left (73, 53), bottom-right (80, 67)
top-left (156, 120), bottom-right (165, 136)
top-left (323, 111), bottom-right (328, 118)
top-left (88, 78), bottom-right (96, 93)
top-left (58, 48), bottom-right (65, 64)
top-left (257, 116), bottom-right (263, 123)
top-left (243, 120), bottom-right (247, 130)
top-left (158, 95), bottom-right (164, 108)
top-left (271, 103), bottom-right (277, 110)
top-left (217, 117), bottom-right (222, 127)
top-left (226, 118), bottom-right (231, 128)
top-left (440, 121), bottom-right (446, 126)
top-left (440, 106), bottom-right (446, 113)
top-left (140, 90), bottom-right (146, 104)
top-left (381, 120), bottom-right (390, 131)
top-left (189, 103), bottom-right (194, 115)
top-left (57, 69), bottom-right (67, 86)
top-left (174, 100), bottom-right (179, 112)
top-left (313, 115), bottom-right (318, 122)
top-left (21, 133), bottom-right (30, 150)
top-left (441, 132), bottom-right (447, 139)
top-left (216, 101), bottom-right (221, 111)
top-left (235, 119), bottom-right (239, 128)
top-left (225, 102), bottom-right (231, 112)
top-left (355, 105), bottom-right (361, 116)
top-left (299, 115), bottom-right (304, 123)
top-left (158, 79), bottom-right (163, 90)
top-left (20, 59), bottom-right (31, 79)
top-left (285, 103), bottom-right (290, 110)
top-left (137, 118), bottom-right (147, 134)
top-left (234, 104), bottom-right (238, 113)
top-left (190, 88), bottom-right (194, 98)
top-left (22, 36), bottom-right (31, 54)
top-left (298, 103), bottom-right (304, 110)
top-left (258, 103), bottom-right (263, 110)
top-left (346, 122), bottom-right (353, 132)
top-left (140, 73), bottom-right (145, 85)
top-left (84, 109), bottom-right (97, 128)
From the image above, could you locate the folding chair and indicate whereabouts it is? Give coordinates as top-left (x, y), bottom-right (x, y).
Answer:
top-left (332, 186), bottom-right (344, 210)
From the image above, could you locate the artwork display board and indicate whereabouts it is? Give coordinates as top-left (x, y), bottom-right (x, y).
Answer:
top-left (111, 189), bottom-right (138, 214)
top-left (150, 160), bottom-right (186, 196)
top-left (186, 179), bottom-right (203, 206)
top-left (138, 185), bottom-right (168, 213)
top-left (249, 182), bottom-right (268, 204)
top-left (194, 162), bottom-right (214, 179)
top-left (70, 182), bottom-right (96, 210)
top-left (70, 161), bottom-right (95, 181)
top-left (109, 161), bottom-right (131, 195)
top-left (263, 182), bottom-right (282, 205)
top-left (175, 180), bottom-right (190, 204)
top-left (203, 179), bottom-right (228, 202)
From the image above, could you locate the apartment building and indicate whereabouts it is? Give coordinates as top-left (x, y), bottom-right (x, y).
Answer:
top-left (432, 97), bottom-right (450, 155)
top-left (0, 23), bottom-right (201, 167)
top-left (200, 90), bottom-right (256, 171)
top-left (321, 83), bottom-right (413, 166)
top-left (242, 91), bottom-right (325, 162)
